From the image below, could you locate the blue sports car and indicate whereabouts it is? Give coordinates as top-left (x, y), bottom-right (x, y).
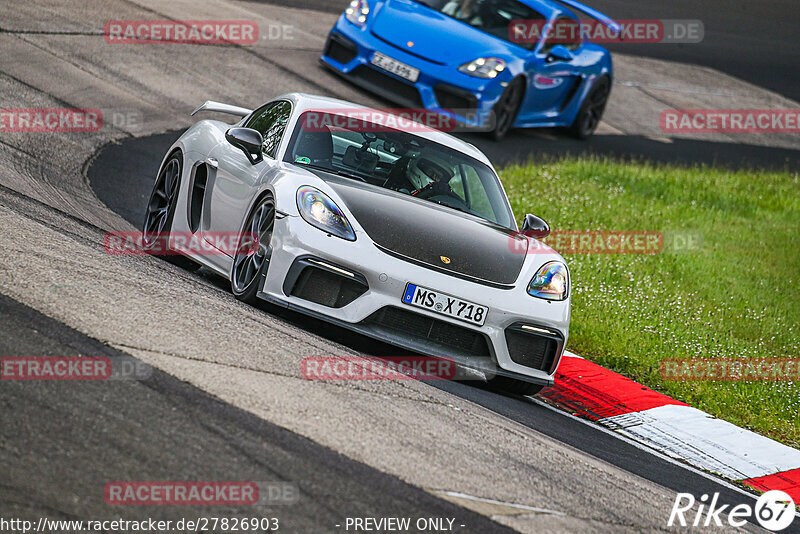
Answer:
top-left (321, 0), bottom-right (619, 139)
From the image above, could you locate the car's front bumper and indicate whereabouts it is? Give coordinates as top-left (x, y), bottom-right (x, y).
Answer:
top-left (320, 16), bottom-right (510, 130)
top-left (258, 212), bottom-right (570, 386)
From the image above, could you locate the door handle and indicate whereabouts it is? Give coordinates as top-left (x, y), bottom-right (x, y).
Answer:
top-left (205, 157), bottom-right (219, 169)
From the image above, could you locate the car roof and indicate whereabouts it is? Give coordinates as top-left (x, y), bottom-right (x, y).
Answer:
top-left (276, 92), bottom-right (494, 168)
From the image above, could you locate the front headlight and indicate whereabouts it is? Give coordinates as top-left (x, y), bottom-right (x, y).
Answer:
top-left (527, 261), bottom-right (569, 301)
top-left (297, 186), bottom-right (356, 241)
top-left (458, 58), bottom-right (506, 79)
top-left (345, 0), bottom-right (370, 26)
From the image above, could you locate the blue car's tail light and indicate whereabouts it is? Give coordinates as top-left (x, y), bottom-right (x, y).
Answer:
top-left (345, 0), bottom-right (370, 26)
top-left (297, 186), bottom-right (356, 241)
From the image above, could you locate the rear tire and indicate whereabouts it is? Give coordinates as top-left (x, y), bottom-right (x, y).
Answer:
top-left (141, 151), bottom-right (200, 271)
top-left (568, 75), bottom-right (610, 139)
top-left (487, 375), bottom-right (544, 396)
top-left (231, 195), bottom-right (276, 305)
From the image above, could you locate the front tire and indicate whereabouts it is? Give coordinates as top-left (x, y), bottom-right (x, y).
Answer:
top-left (231, 195), bottom-right (276, 305)
top-left (568, 75), bottom-right (610, 139)
top-left (490, 78), bottom-right (525, 141)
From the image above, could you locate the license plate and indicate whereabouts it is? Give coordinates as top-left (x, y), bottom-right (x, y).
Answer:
top-left (402, 283), bottom-right (487, 326)
top-left (371, 52), bottom-right (420, 83)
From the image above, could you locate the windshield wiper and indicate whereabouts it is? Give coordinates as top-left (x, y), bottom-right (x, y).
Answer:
top-left (332, 169), bottom-right (369, 183)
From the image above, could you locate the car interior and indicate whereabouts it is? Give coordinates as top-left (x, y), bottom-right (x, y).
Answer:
top-left (286, 113), bottom-right (510, 225)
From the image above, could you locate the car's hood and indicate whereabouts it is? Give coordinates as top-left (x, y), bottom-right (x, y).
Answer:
top-left (321, 174), bottom-right (527, 286)
top-left (371, 0), bottom-right (509, 65)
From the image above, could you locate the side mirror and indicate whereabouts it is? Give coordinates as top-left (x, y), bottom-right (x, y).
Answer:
top-left (521, 213), bottom-right (550, 239)
top-left (226, 127), bottom-right (264, 164)
top-left (546, 45), bottom-right (574, 63)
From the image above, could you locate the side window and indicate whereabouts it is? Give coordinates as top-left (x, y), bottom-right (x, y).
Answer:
top-left (449, 174), bottom-right (466, 201)
top-left (245, 101), bottom-right (292, 158)
top-left (540, 16), bottom-right (582, 55)
top-left (460, 165), bottom-right (497, 221)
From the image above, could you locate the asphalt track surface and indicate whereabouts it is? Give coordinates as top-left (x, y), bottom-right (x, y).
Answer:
top-left (88, 132), bottom-right (780, 532)
top-left (1, 0), bottom-right (798, 531)
top-left (0, 293), bottom-right (514, 532)
top-left (251, 0), bottom-right (800, 104)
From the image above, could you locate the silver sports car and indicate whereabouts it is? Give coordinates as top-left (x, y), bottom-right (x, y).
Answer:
top-left (143, 93), bottom-right (570, 394)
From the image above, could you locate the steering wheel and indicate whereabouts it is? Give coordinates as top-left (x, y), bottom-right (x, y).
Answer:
top-left (429, 192), bottom-right (471, 212)
top-left (412, 180), bottom-right (467, 204)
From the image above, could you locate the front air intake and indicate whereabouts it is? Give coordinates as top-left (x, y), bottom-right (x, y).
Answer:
top-left (504, 323), bottom-right (563, 373)
top-left (284, 256), bottom-right (368, 308)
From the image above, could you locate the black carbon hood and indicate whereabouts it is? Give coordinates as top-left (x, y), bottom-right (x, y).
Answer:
top-left (322, 175), bottom-right (527, 287)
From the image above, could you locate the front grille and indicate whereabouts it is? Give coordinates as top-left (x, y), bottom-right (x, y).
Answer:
top-left (288, 265), bottom-right (367, 308)
top-left (350, 66), bottom-right (424, 108)
top-left (505, 327), bottom-right (560, 372)
top-left (434, 84), bottom-right (478, 113)
top-left (324, 34), bottom-right (358, 64)
top-left (365, 307), bottom-right (490, 357)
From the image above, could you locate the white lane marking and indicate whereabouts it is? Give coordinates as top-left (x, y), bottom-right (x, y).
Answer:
top-left (526, 396), bottom-right (765, 504)
top-left (435, 491), bottom-right (566, 516)
top-left (602, 405), bottom-right (800, 481)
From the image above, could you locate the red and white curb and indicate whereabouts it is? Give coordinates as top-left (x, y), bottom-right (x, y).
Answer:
top-left (538, 352), bottom-right (800, 502)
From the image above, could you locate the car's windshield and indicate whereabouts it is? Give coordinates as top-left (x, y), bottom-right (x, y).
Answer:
top-left (412, 0), bottom-right (546, 49)
top-left (284, 111), bottom-right (514, 228)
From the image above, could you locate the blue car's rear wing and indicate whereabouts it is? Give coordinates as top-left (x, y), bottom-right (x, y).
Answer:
top-left (555, 0), bottom-right (620, 34)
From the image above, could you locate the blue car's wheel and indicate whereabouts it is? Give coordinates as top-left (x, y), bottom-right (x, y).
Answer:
top-left (490, 78), bottom-right (525, 141)
top-left (569, 76), bottom-right (610, 139)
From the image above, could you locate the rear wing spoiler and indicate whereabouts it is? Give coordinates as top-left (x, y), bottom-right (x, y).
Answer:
top-left (191, 101), bottom-right (252, 118)
top-left (555, 0), bottom-right (620, 34)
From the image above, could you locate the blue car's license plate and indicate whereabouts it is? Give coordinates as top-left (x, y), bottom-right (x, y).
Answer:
top-left (402, 283), bottom-right (487, 326)
top-left (371, 52), bottom-right (420, 83)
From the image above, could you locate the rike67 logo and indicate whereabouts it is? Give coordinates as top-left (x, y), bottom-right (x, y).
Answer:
top-left (669, 491), bottom-right (796, 531)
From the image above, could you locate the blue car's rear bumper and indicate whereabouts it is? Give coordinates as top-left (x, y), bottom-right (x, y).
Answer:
top-left (321, 16), bottom-right (508, 130)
